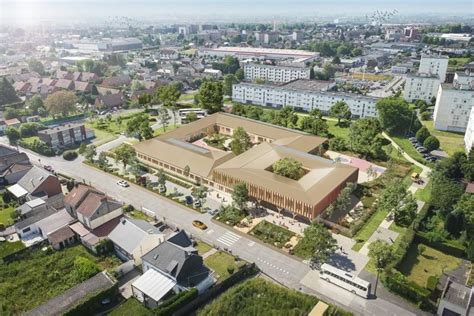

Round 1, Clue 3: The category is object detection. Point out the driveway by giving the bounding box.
[118,268,141,299]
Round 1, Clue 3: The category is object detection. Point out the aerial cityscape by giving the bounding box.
[0,0,473,315]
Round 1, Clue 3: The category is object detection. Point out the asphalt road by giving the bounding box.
[5,138,422,316]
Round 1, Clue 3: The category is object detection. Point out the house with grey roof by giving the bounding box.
[132,230,213,308]
[108,217,164,264]
[437,278,474,316]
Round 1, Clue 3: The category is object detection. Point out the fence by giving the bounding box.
[114,260,135,278]
[174,263,259,316]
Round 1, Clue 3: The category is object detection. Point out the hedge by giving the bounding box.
[63,150,78,161]
[381,269,430,305]
[348,204,379,237]
[65,283,118,316]
[154,288,198,316]
[415,231,466,258]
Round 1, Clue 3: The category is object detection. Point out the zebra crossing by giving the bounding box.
[216,231,241,247]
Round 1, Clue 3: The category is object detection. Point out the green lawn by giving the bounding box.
[204,251,245,281]
[448,57,471,67]
[399,243,462,288]
[84,122,118,146]
[0,244,120,315]
[153,124,180,137]
[125,210,154,222]
[327,120,350,139]
[421,120,465,156]
[20,136,40,145]
[109,298,152,316]
[414,179,433,203]
[352,208,391,251]
[390,135,426,164]
[195,241,213,256]
[249,220,295,249]
[0,204,15,226]
[0,241,25,258]
[178,91,198,102]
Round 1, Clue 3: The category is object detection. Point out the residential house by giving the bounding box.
[47,225,77,250]
[94,93,124,109]
[160,49,179,60]
[81,72,100,82]
[55,70,74,80]
[437,279,474,316]
[108,217,165,264]
[64,184,123,230]
[101,75,131,88]
[132,230,213,308]
[73,81,92,93]
[5,118,21,128]
[13,81,31,94]
[7,166,62,203]
[0,145,32,185]
[54,79,75,90]
[37,123,95,149]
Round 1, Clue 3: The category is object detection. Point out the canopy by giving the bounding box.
[132,269,176,302]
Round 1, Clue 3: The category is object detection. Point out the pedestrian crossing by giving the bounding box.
[256,258,290,274]
[216,231,241,247]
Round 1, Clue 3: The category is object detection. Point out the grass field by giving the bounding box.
[350,72,393,81]
[0,241,25,258]
[448,57,471,67]
[85,122,118,146]
[204,251,245,281]
[326,120,351,139]
[390,135,426,164]
[421,120,464,156]
[399,243,462,288]
[0,204,15,226]
[153,124,180,137]
[109,298,152,316]
[195,241,213,256]
[414,179,432,203]
[352,208,391,251]
[178,91,198,102]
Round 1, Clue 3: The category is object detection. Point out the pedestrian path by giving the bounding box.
[216,231,241,247]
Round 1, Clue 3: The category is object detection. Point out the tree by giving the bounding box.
[223,74,239,96]
[192,185,208,204]
[185,112,198,123]
[131,79,146,92]
[325,183,356,217]
[28,59,45,75]
[232,183,249,210]
[157,168,167,186]
[158,107,171,132]
[332,56,341,64]
[235,68,244,81]
[351,48,363,56]
[376,97,418,135]
[4,108,20,120]
[394,194,417,227]
[139,121,153,140]
[28,95,45,115]
[430,173,464,214]
[301,223,337,265]
[114,144,136,169]
[157,84,181,127]
[83,145,97,162]
[445,209,465,237]
[73,256,100,282]
[368,240,394,295]
[423,135,440,151]
[198,80,224,114]
[415,126,431,143]
[231,127,251,155]
[328,137,347,151]
[417,244,426,256]
[97,152,108,169]
[44,90,77,117]
[378,180,406,212]
[272,157,305,180]
[349,118,384,159]
[329,101,351,126]
[5,128,20,146]
[309,108,322,119]
[0,77,20,105]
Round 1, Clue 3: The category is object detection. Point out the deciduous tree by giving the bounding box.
[44,90,77,117]
[329,101,351,126]
[232,182,249,210]
[0,77,20,106]
[273,157,305,180]
[114,144,136,169]
[231,127,251,155]
[198,80,223,114]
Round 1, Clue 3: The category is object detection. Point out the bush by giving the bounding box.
[423,135,440,151]
[73,257,100,282]
[123,204,135,212]
[227,266,235,274]
[154,288,198,316]
[19,122,46,138]
[415,232,466,258]
[63,150,78,160]
[328,137,347,151]
[426,275,438,292]
[19,139,54,156]
[416,126,431,143]
[420,111,431,120]
[382,269,430,304]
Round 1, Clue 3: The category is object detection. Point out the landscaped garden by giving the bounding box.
[0,202,15,227]
[421,120,464,156]
[204,251,246,281]
[0,241,25,258]
[109,298,152,316]
[0,244,120,315]
[249,220,295,248]
[215,205,247,226]
[198,278,351,316]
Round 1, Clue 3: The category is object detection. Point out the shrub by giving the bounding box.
[227,266,235,274]
[328,136,347,151]
[420,111,431,120]
[154,288,198,316]
[19,139,54,156]
[382,269,430,304]
[123,204,135,212]
[73,257,100,282]
[426,275,438,292]
[416,126,430,143]
[66,179,75,191]
[63,150,78,160]
[423,136,440,151]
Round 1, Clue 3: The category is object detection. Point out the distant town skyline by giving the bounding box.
[1,0,473,26]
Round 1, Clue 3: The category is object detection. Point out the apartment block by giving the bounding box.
[419,55,449,82]
[38,123,95,149]
[232,80,378,118]
[244,63,310,83]
[433,72,474,133]
[403,73,441,103]
[464,107,474,153]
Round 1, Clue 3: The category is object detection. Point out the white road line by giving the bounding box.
[216,231,241,247]
[206,229,214,234]
[248,241,255,247]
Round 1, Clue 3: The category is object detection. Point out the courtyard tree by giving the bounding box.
[83,145,97,163]
[157,84,181,126]
[44,90,77,117]
[158,107,171,132]
[273,157,305,180]
[231,127,251,155]
[5,128,21,146]
[232,182,249,210]
[423,135,440,151]
[198,80,224,114]
[393,194,418,227]
[0,77,20,105]
[330,101,351,126]
[114,144,136,169]
[415,126,431,143]
[368,240,394,295]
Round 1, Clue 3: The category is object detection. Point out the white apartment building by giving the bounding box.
[419,55,449,82]
[464,107,474,153]
[244,63,310,83]
[403,73,441,103]
[232,81,378,118]
[433,72,474,133]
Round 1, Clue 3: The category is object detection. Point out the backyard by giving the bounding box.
[398,243,462,288]
[0,244,120,315]
[109,298,152,316]
[249,220,295,248]
[421,120,464,156]
[204,251,245,281]
[0,241,25,258]
[0,203,15,227]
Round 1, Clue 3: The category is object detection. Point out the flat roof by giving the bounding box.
[39,123,84,134]
[281,79,334,91]
[202,46,317,57]
[132,269,176,302]
[7,183,28,198]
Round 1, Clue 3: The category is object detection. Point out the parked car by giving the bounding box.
[185,196,193,205]
[43,165,54,172]
[208,208,219,216]
[409,137,417,142]
[158,184,166,193]
[193,199,201,208]
[416,147,428,153]
[116,180,129,187]
[192,220,207,230]
[426,156,438,162]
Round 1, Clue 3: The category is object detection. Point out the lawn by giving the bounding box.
[84,122,117,146]
[351,208,391,251]
[327,120,350,139]
[178,91,198,102]
[20,136,40,145]
[249,220,295,248]
[125,209,154,222]
[198,278,350,316]
[204,251,245,281]
[390,135,426,164]
[195,241,213,256]
[350,72,393,81]
[399,243,462,288]
[109,298,152,316]
[448,57,471,67]
[0,244,120,314]
[153,124,180,137]
[0,241,25,258]
[421,120,465,156]
[414,179,432,203]
[0,204,15,226]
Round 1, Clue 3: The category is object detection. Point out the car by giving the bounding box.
[416,147,428,153]
[423,153,431,158]
[185,196,193,205]
[193,200,201,208]
[192,220,207,230]
[208,208,219,216]
[409,137,417,142]
[43,165,54,172]
[426,156,438,162]
[116,180,129,187]
[158,184,166,193]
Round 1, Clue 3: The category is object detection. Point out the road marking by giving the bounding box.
[256,258,291,275]
[248,241,255,247]
[216,231,241,247]
[206,229,214,235]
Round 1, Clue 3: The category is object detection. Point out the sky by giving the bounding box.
[1,0,473,26]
